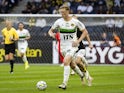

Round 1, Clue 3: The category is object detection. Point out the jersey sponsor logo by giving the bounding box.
[71,23,75,27]
[63,34,73,40]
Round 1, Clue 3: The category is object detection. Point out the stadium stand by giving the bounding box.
[0,0,124,14]
[21,0,124,14]
[0,0,23,13]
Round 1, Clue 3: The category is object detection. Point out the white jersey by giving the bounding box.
[17,29,30,44]
[52,17,85,40]
[52,17,86,56]
[17,29,30,53]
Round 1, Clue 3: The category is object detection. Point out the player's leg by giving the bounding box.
[9,53,15,74]
[70,61,84,79]
[4,44,14,73]
[81,56,93,86]
[58,48,84,89]
[22,54,29,70]
[76,56,87,72]
[8,43,16,74]
[58,55,71,89]
[75,49,93,86]
[75,56,93,86]
[18,43,29,69]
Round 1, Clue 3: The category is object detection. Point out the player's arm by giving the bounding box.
[13,29,19,41]
[48,28,56,38]
[86,33,93,49]
[25,30,31,40]
[25,36,30,40]
[73,20,88,47]
[48,19,59,38]
[77,29,88,44]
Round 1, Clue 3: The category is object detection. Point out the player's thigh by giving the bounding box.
[63,55,72,65]
[18,43,28,54]
[76,49,85,58]
[9,53,14,60]
[62,47,78,65]
[5,55,9,61]
[75,49,86,63]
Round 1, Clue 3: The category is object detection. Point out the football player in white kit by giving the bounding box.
[48,5,88,89]
[17,22,30,70]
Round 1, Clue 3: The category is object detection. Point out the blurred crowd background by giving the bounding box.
[0,0,124,14]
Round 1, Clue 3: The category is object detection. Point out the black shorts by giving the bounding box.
[4,43,16,55]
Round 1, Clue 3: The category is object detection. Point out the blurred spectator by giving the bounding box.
[97,0,106,6]
[1,0,124,14]
[105,18,115,27]
[35,18,46,28]
[113,32,121,46]
[115,18,123,28]
[29,17,35,27]
[96,5,107,14]
[114,0,121,7]
[116,3,124,14]
[77,2,87,14]
[22,6,31,14]
[63,0,71,7]
[0,0,20,13]
[105,0,114,10]
[85,3,93,14]
[100,32,110,47]
[52,5,59,14]
[105,18,115,32]
[21,1,32,14]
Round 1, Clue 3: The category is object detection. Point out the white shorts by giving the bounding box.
[75,49,86,59]
[18,41,28,54]
[61,45,78,57]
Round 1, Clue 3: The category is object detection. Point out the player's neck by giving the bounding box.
[19,28,23,31]
[6,27,11,31]
[64,16,72,21]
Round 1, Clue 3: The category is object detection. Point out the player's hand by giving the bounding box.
[72,41,79,47]
[89,44,93,49]
[49,33,56,38]
[10,38,14,41]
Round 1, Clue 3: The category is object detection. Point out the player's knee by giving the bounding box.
[64,61,70,66]
[70,62,75,69]
[75,57,82,64]
[64,56,72,66]
[9,55,14,60]
[5,55,9,61]
[5,58,9,61]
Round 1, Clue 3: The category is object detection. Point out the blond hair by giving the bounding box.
[59,5,70,11]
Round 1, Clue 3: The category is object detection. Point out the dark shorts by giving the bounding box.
[4,43,16,55]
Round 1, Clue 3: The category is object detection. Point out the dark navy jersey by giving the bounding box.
[77,28,85,49]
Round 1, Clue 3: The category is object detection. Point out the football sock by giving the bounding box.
[63,66,70,85]
[82,56,88,65]
[10,60,14,72]
[73,65,84,78]
[22,55,28,63]
[85,70,90,80]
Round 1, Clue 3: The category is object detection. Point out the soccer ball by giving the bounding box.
[36,81,47,90]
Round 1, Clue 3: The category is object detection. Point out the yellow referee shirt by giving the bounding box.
[2,27,19,44]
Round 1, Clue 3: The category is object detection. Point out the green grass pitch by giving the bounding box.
[0,64,124,93]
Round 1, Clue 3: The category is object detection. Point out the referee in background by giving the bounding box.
[2,20,19,74]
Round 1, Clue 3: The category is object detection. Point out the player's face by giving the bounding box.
[59,8,69,19]
[5,20,12,28]
[18,23,24,30]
